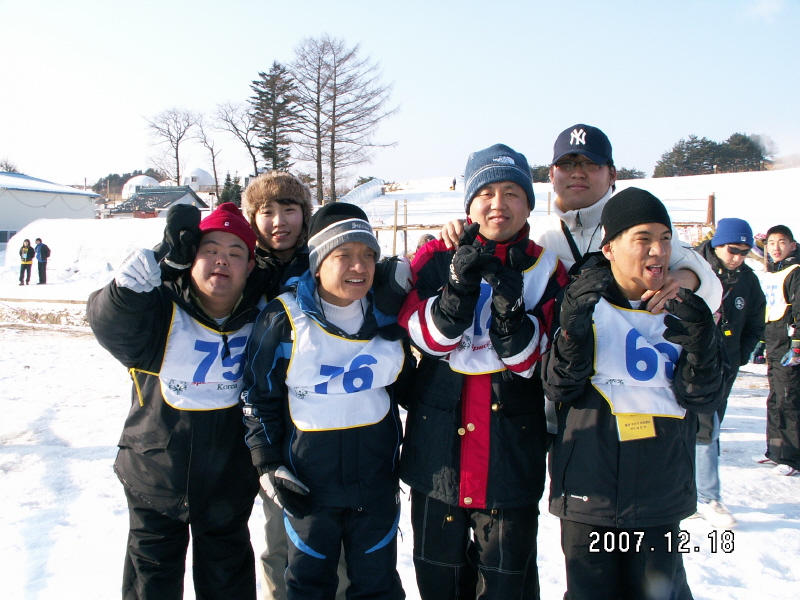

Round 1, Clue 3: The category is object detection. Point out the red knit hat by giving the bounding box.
[199,202,257,258]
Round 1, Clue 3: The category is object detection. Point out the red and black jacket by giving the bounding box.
[399,224,569,509]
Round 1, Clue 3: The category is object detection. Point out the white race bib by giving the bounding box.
[448,250,559,374]
[763,265,798,322]
[279,294,405,431]
[160,308,253,410]
[591,299,685,418]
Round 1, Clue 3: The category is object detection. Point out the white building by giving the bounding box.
[0,171,99,243]
[181,168,216,192]
[121,174,160,199]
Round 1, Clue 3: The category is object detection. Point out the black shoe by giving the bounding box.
[19,283,24,286]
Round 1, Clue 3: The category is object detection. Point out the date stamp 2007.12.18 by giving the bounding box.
[588,530,734,554]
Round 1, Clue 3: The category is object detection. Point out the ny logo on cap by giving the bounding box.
[493,156,516,165]
[570,129,587,146]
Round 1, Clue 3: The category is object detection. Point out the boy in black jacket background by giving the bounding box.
[754,224,800,476]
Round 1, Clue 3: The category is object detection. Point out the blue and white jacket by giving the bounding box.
[241,271,415,509]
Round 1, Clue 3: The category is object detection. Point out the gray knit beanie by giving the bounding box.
[307,203,381,274]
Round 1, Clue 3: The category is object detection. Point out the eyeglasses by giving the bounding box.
[554,160,603,173]
[723,245,750,256]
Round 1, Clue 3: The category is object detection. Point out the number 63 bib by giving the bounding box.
[590,299,685,421]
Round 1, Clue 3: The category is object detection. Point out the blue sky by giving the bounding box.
[1,0,798,188]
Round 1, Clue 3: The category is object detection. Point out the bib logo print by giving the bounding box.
[168,380,187,395]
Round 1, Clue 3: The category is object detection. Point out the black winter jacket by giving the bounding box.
[544,259,726,529]
[764,248,800,360]
[19,246,35,263]
[87,274,263,525]
[696,241,766,367]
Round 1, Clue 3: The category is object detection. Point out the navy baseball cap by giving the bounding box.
[552,124,614,166]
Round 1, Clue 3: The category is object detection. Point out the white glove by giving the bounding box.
[115,249,162,293]
[259,465,311,518]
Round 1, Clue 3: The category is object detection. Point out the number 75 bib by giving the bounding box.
[160,307,253,410]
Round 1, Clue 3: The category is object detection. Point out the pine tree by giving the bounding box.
[230,175,243,207]
[250,62,298,172]
[219,172,234,204]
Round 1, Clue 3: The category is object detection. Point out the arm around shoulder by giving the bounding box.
[669,241,723,311]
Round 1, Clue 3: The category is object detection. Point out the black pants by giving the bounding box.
[37,261,47,283]
[766,360,800,469]
[19,263,31,284]
[284,492,404,600]
[121,487,256,600]
[560,520,687,600]
[410,489,540,600]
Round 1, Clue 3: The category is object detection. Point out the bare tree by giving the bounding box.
[292,36,333,204]
[324,36,397,201]
[1,158,21,173]
[195,116,222,202]
[215,101,261,177]
[145,108,198,185]
[291,35,397,203]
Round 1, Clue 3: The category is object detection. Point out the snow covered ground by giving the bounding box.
[2,170,800,599]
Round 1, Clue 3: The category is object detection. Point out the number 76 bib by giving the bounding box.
[279,293,405,432]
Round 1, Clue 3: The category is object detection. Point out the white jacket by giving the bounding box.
[529,187,722,311]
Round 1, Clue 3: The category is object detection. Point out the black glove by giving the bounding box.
[447,222,496,296]
[373,256,413,316]
[751,340,766,364]
[485,248,526,337]
[154,204,202,278]
[259,464,311,519]
[560,267,612,341]
[663,288,717,357]
[437,223,496,334]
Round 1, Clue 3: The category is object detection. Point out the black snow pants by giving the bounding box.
[766,360,800,469]
[121,486,256,600]
[284,492,404,600]
[409,488,540,600]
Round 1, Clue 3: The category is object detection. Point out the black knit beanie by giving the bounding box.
[600,187,671,246]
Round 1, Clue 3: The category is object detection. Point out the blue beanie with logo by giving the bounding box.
[463,144,535,212]
[712,218,754,248]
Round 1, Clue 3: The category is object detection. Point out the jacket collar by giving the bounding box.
[554,186,612,231]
